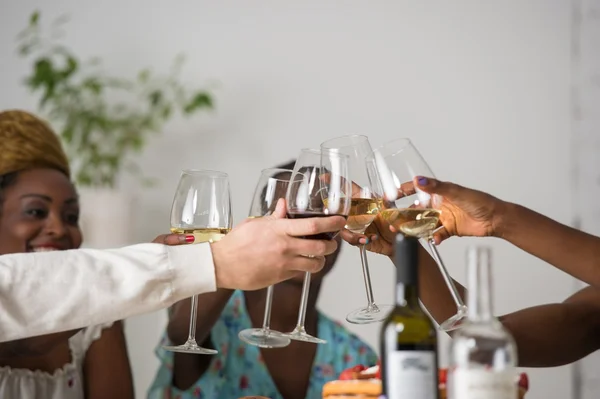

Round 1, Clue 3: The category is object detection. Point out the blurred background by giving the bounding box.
[1,1,599,398]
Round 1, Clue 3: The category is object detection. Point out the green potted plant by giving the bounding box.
[16,11,215,247]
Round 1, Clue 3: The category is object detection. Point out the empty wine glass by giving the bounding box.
[163,169,232,354]
[321,135,394,324]
[367,139,468,332]
[238,168,293,349]
[282,149,352,344]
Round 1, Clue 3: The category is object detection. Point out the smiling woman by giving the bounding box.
[0,110,134,399]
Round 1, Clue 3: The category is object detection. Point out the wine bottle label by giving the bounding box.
[385,351,437,399]
[450,369,517,399]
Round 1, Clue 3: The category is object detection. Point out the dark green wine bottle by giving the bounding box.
[380,234,439,399]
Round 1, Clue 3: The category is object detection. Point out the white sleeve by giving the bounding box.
[0,243,216,342]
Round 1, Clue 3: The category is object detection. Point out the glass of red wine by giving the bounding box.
[282,148,351,344]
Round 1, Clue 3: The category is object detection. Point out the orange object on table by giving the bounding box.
[322,364,528,398]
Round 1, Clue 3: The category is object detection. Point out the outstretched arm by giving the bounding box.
[497,203,600,288]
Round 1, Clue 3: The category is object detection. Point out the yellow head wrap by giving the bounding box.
[0,110,70,178]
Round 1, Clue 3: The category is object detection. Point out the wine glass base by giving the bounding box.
[282,330,327,344]
[163,341,218,355]
[346,304,394,325]
[238,328,291,349]
[439,307,468,332]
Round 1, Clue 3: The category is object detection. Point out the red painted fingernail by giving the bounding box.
[185,235,195,243]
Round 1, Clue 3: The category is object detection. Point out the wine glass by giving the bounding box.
[282,149,352,344]
[238,168,293,349]
[366,138,468,331]
[321,135,394,324]
[163,169,233,354]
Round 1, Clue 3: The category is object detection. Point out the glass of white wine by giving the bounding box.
[321,135,393,324]
[238,168,293,349]
[367,139,468,332]
[163,169,232,354]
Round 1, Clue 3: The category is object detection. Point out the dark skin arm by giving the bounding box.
[500,285,600,367]
[0,330,80,357]
[344,216,600,368]
[83,321,134,399]
[409,177,600,289]
[498,203,600,288]
[418,249,600,367]
[167,289,234,390]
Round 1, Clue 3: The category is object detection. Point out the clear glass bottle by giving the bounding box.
[448,246,518,399]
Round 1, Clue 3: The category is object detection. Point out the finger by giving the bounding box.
[339,229,363,245]
[339,229,372,246]
[397,181,417,198]
[351,180,367,197]
[292,237,338,257]
[153,234,194,245]
[272,198,287,219]
[432,227,450,245]
[414,176,463,199]
[283,215,347,237]
[320,173,367,199]
[287,255,326,274]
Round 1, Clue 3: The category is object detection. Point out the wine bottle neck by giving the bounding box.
[394,235,421,307]
[395,283,420,307]
[466,246,494,322]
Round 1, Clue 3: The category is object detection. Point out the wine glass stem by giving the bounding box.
[187,294,199,343]
[359,244,376,306]
[426,238,466,308]
[295,272,311,329]
[261,285,274,330]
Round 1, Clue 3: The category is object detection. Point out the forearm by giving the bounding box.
[500,299,600,367]
[0,243,216,342]
[0,330,79,357]
[498,203,600,288]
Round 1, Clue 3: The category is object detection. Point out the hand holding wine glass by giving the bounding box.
[340,178,434,256]
[343,176,505,250]
[411,176,505,244]
[210,199,346,290]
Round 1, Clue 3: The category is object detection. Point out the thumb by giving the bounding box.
[414,176,462,199]
[272,198,287,219]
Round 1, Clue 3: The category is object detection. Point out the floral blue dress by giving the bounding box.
[148,290,378,399]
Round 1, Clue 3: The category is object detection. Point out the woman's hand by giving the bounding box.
[340,216,396,257]
[341,176,507,253]
[414,176,506,244]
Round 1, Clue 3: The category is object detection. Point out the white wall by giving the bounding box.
[571,0,600,398]
[0,1,575,398]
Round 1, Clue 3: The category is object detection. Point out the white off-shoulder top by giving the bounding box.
[0,323,111,399]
